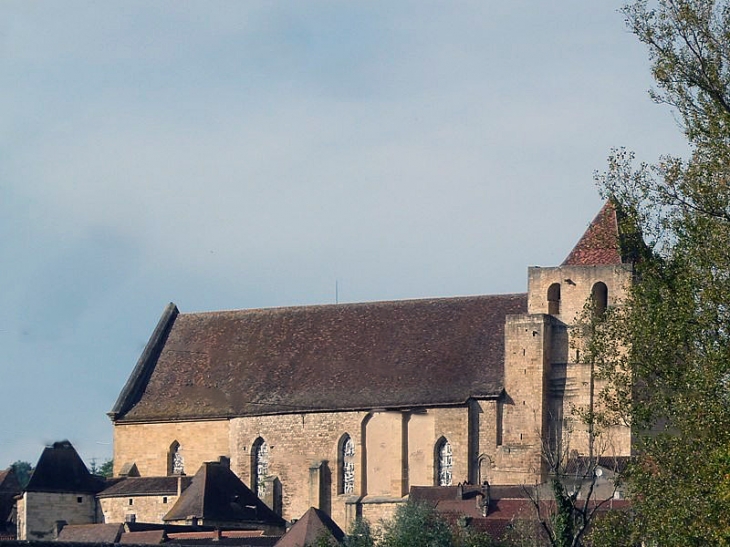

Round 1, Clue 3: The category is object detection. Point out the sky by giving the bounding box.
[0,1,688,469]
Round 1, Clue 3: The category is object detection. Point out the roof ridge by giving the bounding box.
[178,292,529,317]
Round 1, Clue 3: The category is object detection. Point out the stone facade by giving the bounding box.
[108,202,635,531]
[98,493,179,525]
[113,420,229,477]
[17,492,97,540]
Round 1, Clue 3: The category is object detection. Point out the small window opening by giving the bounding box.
[76,497,83,504]
[591,282,608,316]
[128,499,133,506]
[162,497,168,504]
[547,283,561,315]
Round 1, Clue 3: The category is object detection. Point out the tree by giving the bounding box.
[344,518,376,547]
[378,502,454,547]
[520,404,625,547]
[89,458,114,478]
[10,460,33,489]
[590,1,730,544]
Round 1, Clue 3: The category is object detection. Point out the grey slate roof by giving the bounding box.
[163,461,285,528]
[25,441,105,494]
[98,476,192,498]
[111,294,527,422]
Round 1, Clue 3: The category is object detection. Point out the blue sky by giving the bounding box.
[0,1,687,468]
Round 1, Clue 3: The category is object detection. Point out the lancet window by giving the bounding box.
[339,434,355,494]
[169,441,184,475]
[252,438,269,499]
[436,438,453,486]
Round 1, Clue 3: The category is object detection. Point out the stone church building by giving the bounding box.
[108,202,633,529]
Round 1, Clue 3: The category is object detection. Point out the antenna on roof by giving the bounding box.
[335,280,339,304]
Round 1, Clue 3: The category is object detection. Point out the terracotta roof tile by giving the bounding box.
[562,202,624,266]
[57,523,123,543]
[274,507,344,547]
[114,294,527,422]
[119,530,167,544]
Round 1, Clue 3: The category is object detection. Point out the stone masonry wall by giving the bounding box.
[495,314,552,485]
[229,411,367,529]
[18,492,96,540]
[99,494,180,524]
[113,420,230,477]
[529,264,633,459]
[229,405,473,530]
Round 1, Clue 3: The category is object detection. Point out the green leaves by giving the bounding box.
[591,2,730,543]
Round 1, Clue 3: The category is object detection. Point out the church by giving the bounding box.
[108,202,633,529]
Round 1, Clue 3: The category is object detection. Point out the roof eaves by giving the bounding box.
[114,394,504,424]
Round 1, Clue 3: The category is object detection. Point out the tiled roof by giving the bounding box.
[57,523,123,543]
[112,294,527,422]
[25,441,105,494]
[274,507,344,547]
[119,530,167,544]
[562,202,624,266]
[0,469,20,493]
[163,461,285,528]
[98,476,192,498]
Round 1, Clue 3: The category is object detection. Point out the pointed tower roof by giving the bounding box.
[562,201,626,266]
[274,507,345,547]
[163,460,284,528]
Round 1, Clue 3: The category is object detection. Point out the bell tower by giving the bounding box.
[494,202,635,485]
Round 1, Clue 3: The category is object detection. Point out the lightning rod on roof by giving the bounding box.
[335,280,339,304]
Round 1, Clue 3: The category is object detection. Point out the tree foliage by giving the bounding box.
[378,502,455,547]
[590,1,730,544]
[10,460,33,489]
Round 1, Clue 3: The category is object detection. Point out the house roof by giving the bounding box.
[163,461,285,528]
[98,476,192,498]
[25,441,105,494]
[274,507,344,547]
[57,523,124,543]
[111,294,527,422]
[563,201,625,266]
[0,469,20,494]
[118,530,167,544]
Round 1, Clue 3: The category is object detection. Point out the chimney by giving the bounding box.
[177,475,183,497]
[456,483,464,500]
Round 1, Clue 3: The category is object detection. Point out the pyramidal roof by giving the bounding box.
[562,201,626,266]
[25,440,105,494]
[274,507,345,547]
[163,460,284,527]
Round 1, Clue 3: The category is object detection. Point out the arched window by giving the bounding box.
[338,434,356,495]
[251,438,269,499]
[168,441,184,476]
[591,282,608,317]
[436,438,453,486]
[547,283,561,315]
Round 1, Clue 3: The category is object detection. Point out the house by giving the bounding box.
[108,202,635,529]
[0,467,21,540]
[16,440,106,540]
